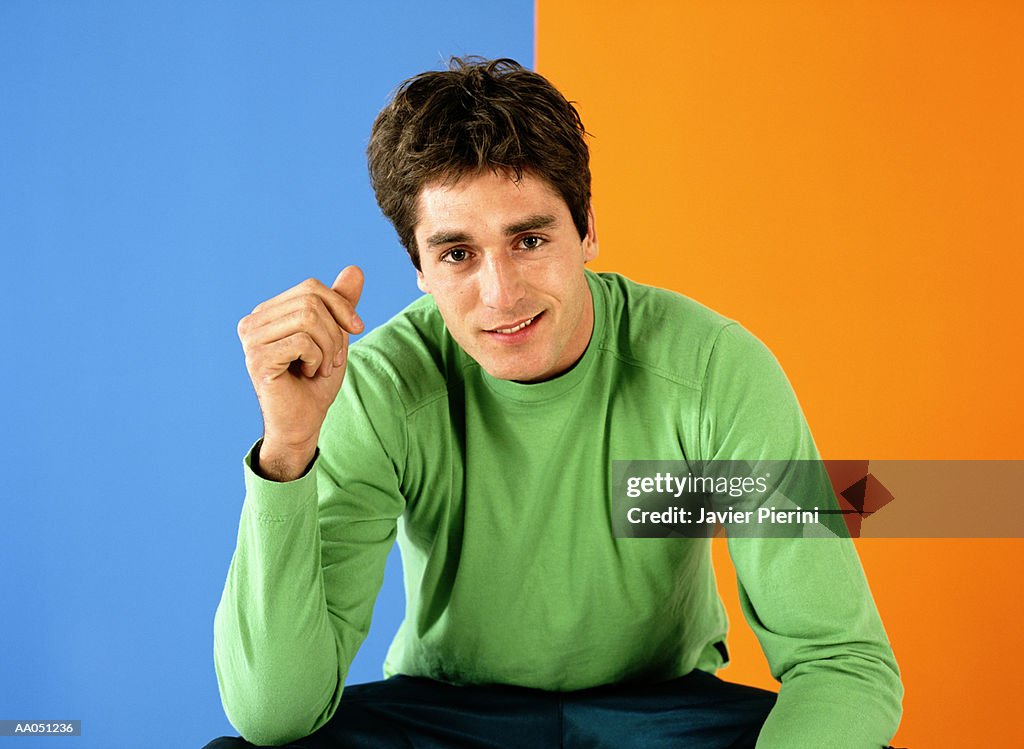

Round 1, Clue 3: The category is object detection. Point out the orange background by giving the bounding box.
[537,1,1024,745]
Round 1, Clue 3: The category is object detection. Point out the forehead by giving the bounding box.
[414,170,568,234]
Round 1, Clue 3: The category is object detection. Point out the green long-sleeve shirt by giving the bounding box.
[214,271,902,747]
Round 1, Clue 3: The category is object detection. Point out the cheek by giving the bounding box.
[537,259,582,292]
[434,284,475,326]
[548,269,585,305]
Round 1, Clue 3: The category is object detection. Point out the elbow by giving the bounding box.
[225,710,304,747]
[224,703,314,748]
[217,667,342,747]
[213,626,344,746]
[211,598,353,744]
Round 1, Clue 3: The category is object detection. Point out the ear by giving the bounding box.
[582,205,599,263]
[416,268,430,294]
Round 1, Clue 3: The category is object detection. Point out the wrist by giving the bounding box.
[254,438,318,482]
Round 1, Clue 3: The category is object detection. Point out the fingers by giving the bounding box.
[239,269,367,382]
[261,332,325,380]
[252,274,364,335]
[332,265,365,314]
[245,300,346,378]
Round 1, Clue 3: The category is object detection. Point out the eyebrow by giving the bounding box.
[424,230,471,248]
[504,213,558,235]
[423,214,559,249]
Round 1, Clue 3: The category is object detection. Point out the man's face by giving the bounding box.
[414,169,598,383]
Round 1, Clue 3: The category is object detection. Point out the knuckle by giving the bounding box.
[298,304,319,327]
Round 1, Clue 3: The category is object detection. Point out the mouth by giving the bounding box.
[487,312,542,335]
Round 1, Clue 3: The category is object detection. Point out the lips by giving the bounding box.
[487,313,541,335]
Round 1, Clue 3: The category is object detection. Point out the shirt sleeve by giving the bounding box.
[213,356,407,746]
[699,323,903,749]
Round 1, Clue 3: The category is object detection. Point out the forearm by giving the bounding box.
[213,451,344,746]
[731,537,902,749]
[756,654,902,748]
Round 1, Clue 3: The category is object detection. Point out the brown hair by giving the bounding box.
[367,56,591,269]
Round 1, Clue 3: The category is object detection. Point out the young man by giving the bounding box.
[208,58,902,748]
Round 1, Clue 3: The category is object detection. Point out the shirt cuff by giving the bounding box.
[242,440,320,517]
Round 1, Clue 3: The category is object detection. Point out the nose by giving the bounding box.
[478,253,525,311]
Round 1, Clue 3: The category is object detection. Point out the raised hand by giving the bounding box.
[237,266,365,481]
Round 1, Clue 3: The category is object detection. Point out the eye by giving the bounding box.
[520,235,544,250]
[442,248,470,264]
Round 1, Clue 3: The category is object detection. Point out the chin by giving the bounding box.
[483,365,532,382]
[479,358,546,383]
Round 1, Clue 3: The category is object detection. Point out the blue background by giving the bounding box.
[0,2,532,746]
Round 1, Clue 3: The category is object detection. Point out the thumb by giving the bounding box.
[332,265,365,308]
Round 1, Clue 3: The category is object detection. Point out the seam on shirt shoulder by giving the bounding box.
[406,388,450,418]
[594,344,703,392]
[696,322,740,460]
[364,357,418,478]
[354,352,448,417]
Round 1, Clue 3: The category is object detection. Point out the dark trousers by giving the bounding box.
[203,670,777,749]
